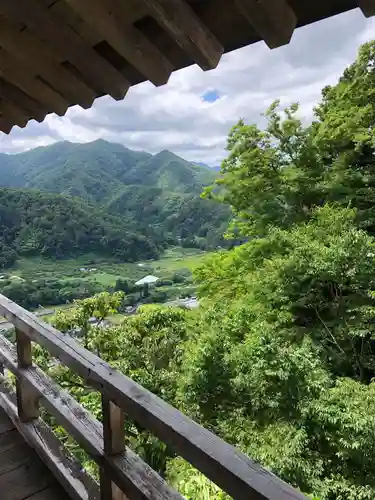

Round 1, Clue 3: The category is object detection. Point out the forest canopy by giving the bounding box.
[0,143,232,258]
[0,188,163,268]
[6,40,375,500]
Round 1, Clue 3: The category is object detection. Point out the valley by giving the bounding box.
[0,246,208,315]
[0,140,231,265]
[0,140,229,311]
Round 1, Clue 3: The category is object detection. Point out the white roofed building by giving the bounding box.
[135,275,159,286]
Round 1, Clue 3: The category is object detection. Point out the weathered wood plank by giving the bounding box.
[16,378,40,422]
[100,468,128,500]
[0,444,30,477]
[0,409,69,498]
[234,0,297,49]
[359,0,375,16]
[140,0,223,70]
[0,116,13,134]
[102,397,125,456]
[0,454,51,500]
[16,329,39,422]
[16,329,32,369]
[0,48,69,116]
[26,487,66,500]
[0,15,95,109]
[0,413,14,435]
[0,0,129,100]
[101,397,126,500]
[0,381,99,500]
[65,0,173,86]
[0,428,24,452]
[0,100,29,128]
[0,335,183,500]
[0,430,32,475]
[0,295,307,500]
[0,405,14,430]
[0,78,46,122]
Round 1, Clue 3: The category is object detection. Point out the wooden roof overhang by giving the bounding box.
[0,0,372,134]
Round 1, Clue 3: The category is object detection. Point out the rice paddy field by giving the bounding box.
[7,247,210,287]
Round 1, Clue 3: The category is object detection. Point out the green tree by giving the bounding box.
[53,291,123,352]
[204,101,322,237]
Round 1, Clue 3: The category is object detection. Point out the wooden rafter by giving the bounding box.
[65,0,174,86]
[0,0,130,100]
[0,99,29,128]
[140,0,224,70]
[0,48,69,117]
[0,116,12,134]
[358,0,375,16]
[0,0,367,132]
[234,0,297,49]
[0,16,96,109]
[0,78,46,123]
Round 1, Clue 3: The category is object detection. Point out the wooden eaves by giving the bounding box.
[0,0,372,134]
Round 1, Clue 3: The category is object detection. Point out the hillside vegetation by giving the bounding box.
[32,40,375,500]
[0,188,162,268]
[0,140,230,251]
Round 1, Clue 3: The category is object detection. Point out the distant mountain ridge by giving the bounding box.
[0,140,216,199]
[193,161,221,172]
[0,140,231,251]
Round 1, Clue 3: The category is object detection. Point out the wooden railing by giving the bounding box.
[0,294,307,500]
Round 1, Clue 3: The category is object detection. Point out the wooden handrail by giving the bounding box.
[0,294,308,500]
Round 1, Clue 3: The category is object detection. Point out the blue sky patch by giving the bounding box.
[201,89,220,103]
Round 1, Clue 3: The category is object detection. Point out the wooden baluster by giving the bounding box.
[0,316,6,374]
[16,329,39,421]
[100,395,127,500]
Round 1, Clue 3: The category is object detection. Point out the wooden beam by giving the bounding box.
[100,469,128,500]
[140,0,223,70]
[16,330,32,369]
[102,397,125,456]
[65,0,173,86]
[0,78,46,122]
[0,294,308,500]
[101,396,127,500]
[0,15,95,109]
[234,0,297,49]
[358,0,375,17]
[0,100,29,128]
[0,48,69,117]
[0,380,100,500]
[15,329,39,422]
[0,334,184,500]
[0,117,12,134]
[16,377,40,422]
[0,0,130,100]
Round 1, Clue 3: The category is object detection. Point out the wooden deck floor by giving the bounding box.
[0,408,70,500]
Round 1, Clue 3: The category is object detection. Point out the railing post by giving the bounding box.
[100,395,127,500]
[16,329,39,421]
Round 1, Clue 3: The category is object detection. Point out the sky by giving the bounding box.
[0,7,374,166]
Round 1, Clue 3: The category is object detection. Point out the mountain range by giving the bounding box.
[0,140,230,267]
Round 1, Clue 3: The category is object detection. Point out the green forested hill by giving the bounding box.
[0,140,152,201]
[43,41,375,500]
[106,186,229,248]
[0,188,162,268]
[0,140,230,248]
[0,140,215,198]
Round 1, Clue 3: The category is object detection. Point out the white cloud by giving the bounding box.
[1,8,375,165]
